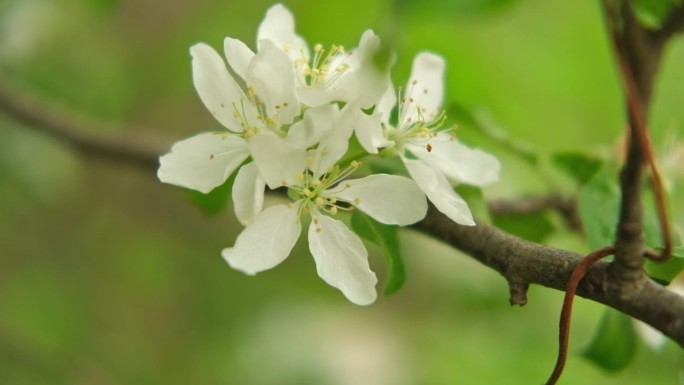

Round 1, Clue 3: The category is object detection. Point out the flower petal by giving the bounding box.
[308,104,354,178]
[190,43,248,131]
[351,30,394,108]
[399,52,444,127]
[354,108,389,154]
[256,3,309,62]
[333,174,427,225]
[222,203,301,275]
[248,133,307,189]
[286,103,337,149]
[158,132,248,193]
[224,37,255,80]
[409,135,501,186]
[402,157,475,226]
[232,161,266,226]
[246,39,301,125]
[308,214,377,305]
[376,84,396,125]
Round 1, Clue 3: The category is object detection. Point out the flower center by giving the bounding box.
[230,87,289,139]
[288,160,362,217]
[385,84,451,150]
[295,43,351,89]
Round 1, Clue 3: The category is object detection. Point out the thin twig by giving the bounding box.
[544,246,615,385]
[0,82,167,171]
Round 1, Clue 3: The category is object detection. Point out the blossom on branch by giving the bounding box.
[223,128,427,305]
[358,52,501,225]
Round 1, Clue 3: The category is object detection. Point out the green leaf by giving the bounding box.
[630,0,682,28]
[491,211,555,243]
[394,0,519,15]
[448,103,539,165]
[350,211,406,295]
[188,174,235,215]
[645,246,684,284]
[578,166,620,250]
[583,308,637,372]
[552,151,604,185]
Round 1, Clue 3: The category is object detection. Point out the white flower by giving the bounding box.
[225,3,391,108]
[157,39,306,193]
[222,125,428,305]
[361,52,501,225]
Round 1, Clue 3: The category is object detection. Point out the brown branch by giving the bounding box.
[0,83,167,171]
[2,79,684,348]
[602,0,674,298]
[414,206,684,346]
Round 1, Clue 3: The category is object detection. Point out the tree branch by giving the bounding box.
[0,83,166,171]
[1,80,683,346]
[414,206,684,346]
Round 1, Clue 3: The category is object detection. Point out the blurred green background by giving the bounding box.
[1,0,683,384]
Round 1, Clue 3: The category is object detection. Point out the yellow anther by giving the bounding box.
[314,44,323,52]
[303,188,312,197]
[328,197,337,204]
[315,197,324,206]
[350,160,360,168]
[295,172,305,181]
[354,198,361,205]
[330,206,338,215]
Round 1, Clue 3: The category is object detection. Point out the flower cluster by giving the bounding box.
[158,4,500,305]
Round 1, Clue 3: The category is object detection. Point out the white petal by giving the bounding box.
[308,104,354,178]
[352,30,393,108]
[403,157,475,226]
[409,136,501,186]
[222,203,301,275]
[297,86,347,107]
[634,320,666,351]
[332,174,427,225]
[246,40,301,125]
[376,84,396,124]
[190,43,248,131]
[256,3,309,62]
[399,52,445,127]
[224,37,255,80]
[232,161,266,226]
[354,108,388,154]
[286,103,337,149]
[158,132,248,193]
[308,214,377,305]
[248,133,307,188]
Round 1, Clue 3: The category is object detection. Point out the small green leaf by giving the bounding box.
[188,174,235,215]
[645,246,684,284]
[578,166,620,250]
[350,211,405,295]
[491,212,555,243]
[448,103,538,165]
[552,151,604,185]
[583,308,637,372]
[630,0,682,28]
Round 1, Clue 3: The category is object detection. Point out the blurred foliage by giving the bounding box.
[1,0,684,384]
[583,308,637,372]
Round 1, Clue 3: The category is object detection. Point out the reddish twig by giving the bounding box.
[602,0,673,265]
[544,246,616,385]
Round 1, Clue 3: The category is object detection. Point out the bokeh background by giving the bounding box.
[1,0,683,383]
